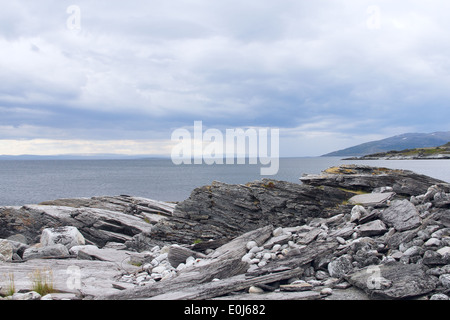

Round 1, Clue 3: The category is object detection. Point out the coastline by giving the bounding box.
[1,164,449,300]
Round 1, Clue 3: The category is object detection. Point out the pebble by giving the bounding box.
[320,288,333,296]
[424,238,442,247]
[249,286,265,294]
[439,274,450,288]
[246,241,258,250]
[430,293,449,300]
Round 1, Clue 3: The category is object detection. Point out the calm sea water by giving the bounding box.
[0,157,448,206]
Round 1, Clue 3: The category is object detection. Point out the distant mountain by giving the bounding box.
[323,131,450,157]
[343,142,450,160]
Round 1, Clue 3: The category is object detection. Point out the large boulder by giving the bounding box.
[380,200,421,232]
[346,262,439,299]
[40,226,85,249]
[23,244,70,260]
[0,239,13,261]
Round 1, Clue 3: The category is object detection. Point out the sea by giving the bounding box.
[0,157,449,206]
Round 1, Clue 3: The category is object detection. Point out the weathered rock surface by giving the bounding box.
[41,226,85,249]
[1,165,449,300]
[347,262,439,299]
[300,165,445,196]
[380,200,421,232]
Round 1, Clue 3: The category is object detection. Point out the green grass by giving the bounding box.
[4,273,16,296]
[30,269,55,296]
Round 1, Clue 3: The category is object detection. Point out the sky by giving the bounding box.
[1,0,449,157]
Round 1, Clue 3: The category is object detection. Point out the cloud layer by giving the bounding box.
[1,1,449,156]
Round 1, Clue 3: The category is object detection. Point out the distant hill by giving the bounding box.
[323,131,450,157]
[343,142,450,160]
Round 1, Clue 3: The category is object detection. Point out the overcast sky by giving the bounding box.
[1,0,449,156]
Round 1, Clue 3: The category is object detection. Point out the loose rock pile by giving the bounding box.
[0,165,449,300]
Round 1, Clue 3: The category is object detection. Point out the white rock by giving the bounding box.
[263,253,272,260]
[241,252,254,263]
[350,205,367,222]
[248,286,264,294]
[258,260,267,268]
[40,226,85,249]
[155,253,168,262]
[246,241,258,250]
[152,265,167,274]
[437,247,450,256]
[439,274,450,288]
[0,240,13,261]
[176,263,186,271]
[424,238,442,247]
[12,291,41,300]
[430,293,449,300]
[40,294,53,300]
[272,244,282,252]
[273,227,285,237]
[249,246,263,254]
[69,245,99,255]
[320,288,333,296]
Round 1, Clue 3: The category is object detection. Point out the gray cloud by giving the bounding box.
[1,0,449,156]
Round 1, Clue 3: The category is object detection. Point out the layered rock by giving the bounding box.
[300,164,445,196]
[1,165,449,300]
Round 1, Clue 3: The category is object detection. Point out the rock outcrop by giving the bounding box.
[1,165,449,300]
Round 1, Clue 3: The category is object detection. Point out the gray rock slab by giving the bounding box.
[76,246,136,268]
[0,258,139,298]
[357,220,388,237]
[349,192,395,206]
[346,262,438,299]
[23,244,70,260]
[380,200,421,232]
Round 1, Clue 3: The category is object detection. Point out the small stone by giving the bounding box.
[152,265,166,274]
[350,205,366,222]
[430,293,449,300]
[249,246,263,254]
[12,291,41,300]
[246,241,258,250]
[263,253,272,260]
[424,238,442,247]
[390,251,403,260]
[320,288,333,296]
[0,240,13,261]
[336,237,346,245]
[249,286,264,294]
[403,246,422,257]
[176,263,186,271]
[437,247,450,256]
[273,227,284,237]
[315,270,329,280]
[241,253,253,263]
[272,244,282,252]
[258,260,267,268]
[328,256,353,278]
[439,274,450,288]
[280,282,313,292]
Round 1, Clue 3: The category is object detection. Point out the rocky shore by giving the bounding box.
[0,165,449,300]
